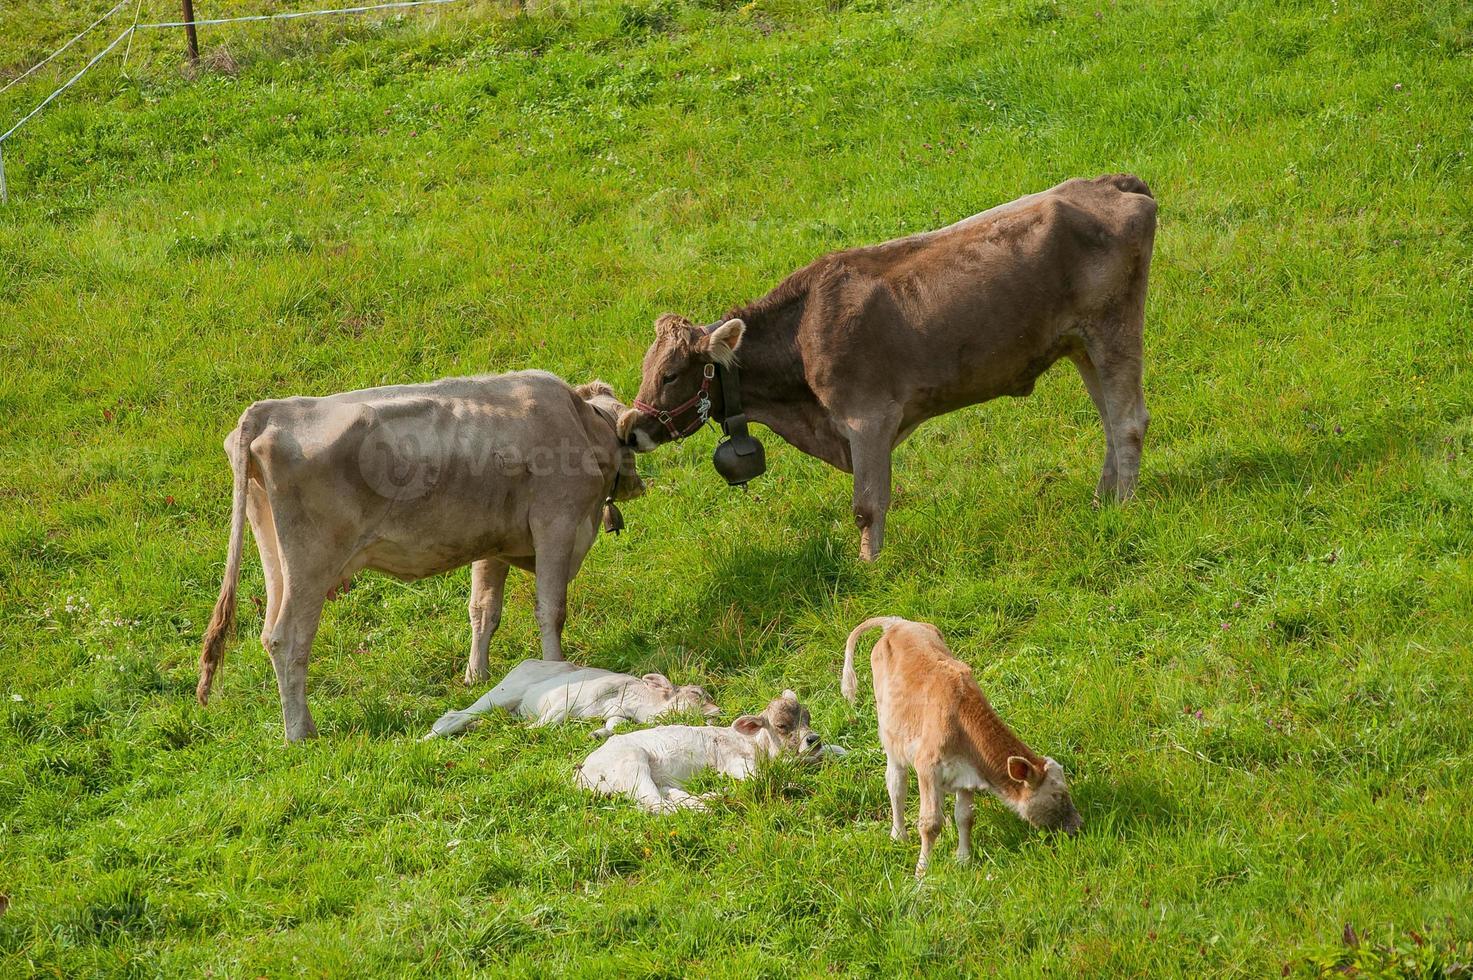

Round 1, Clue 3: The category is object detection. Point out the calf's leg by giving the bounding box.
[886,753,909,842]
[629,767,669,812]
[915,765,946,878]
[848,417,899,561]
[954,789,975,864]
[465,558,509,684]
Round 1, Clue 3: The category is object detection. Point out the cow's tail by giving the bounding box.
[198,413,256,706]
[841,617,905,705]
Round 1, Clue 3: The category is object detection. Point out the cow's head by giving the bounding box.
[617,314,746,452]
[642,673,722,721]
[1005,755,1083,835]
[576,380,646,501]
[732,689,823,761]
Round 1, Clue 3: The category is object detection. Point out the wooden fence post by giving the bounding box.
[182,0,200,63]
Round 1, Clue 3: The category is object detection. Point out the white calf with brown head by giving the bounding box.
[841,617,1082,877]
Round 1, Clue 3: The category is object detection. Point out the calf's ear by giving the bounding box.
[701,318,746,367]
[733,714,766,737]
[642,673,674,693]
[1006,756,1042,787]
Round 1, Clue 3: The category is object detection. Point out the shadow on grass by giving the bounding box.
[603,529,851,676]
[1147,414,1414,500]
[1076,771,1182,837]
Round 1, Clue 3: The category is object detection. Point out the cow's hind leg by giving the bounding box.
[1090,259,1151,501]
[847,415,900,562]
[247,481,285,643]
[465,558,510,684]
[1091,341,1149,502]
[1069,352,1117,502]
[263,585,328,743]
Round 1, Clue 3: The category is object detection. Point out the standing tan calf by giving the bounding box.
[841,617,1082,877]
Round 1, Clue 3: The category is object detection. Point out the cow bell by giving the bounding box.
[712,413,766,487]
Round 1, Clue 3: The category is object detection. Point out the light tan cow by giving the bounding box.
[841,617,1082,877]
[196,371,644,743]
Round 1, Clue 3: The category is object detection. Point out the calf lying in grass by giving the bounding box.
[842,617,1082,877]
[576,691,837,813]
[424,658,719,739]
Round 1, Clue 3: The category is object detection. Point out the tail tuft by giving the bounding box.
[197,417,255,707]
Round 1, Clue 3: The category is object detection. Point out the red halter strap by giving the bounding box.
[634,363,716,440]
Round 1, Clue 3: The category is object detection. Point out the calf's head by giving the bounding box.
[576,380,646,501]
[617,314,746,452]
[642,673,721,720]
[732,690,823,760]
[1005,755,1083,835]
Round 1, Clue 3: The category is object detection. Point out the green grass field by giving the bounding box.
[2,0,1471,974]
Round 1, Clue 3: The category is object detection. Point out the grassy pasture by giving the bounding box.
[1,0,1471,974]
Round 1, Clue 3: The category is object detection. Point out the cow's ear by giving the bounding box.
[574,380,614,401]
[642,673,674,693]
[702,318,746,367]
[781,688,798,701]
[733,714,766,737]
[1007,756,1041,787]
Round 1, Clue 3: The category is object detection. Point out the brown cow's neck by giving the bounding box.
[716,272,844,465]
[957,692,1045,801]
[724,287,809,410]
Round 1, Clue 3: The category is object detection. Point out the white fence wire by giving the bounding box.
[0,0,475,201]
[0,1,129,97]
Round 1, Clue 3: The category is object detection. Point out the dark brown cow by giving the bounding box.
[618,174,1157,560]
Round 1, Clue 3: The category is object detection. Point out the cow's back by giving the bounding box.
[872,622,979,760]
[795,175,1155,414]
[244,369,613,580]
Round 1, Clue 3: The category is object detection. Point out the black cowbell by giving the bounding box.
[712,413,766,487]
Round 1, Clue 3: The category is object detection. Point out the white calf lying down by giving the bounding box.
[424,658,719,739]
[576,691,841,812]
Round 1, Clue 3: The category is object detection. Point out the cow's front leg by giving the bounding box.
[529,520,574,661]
[848,418,898,561]
[465,558,509,684]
